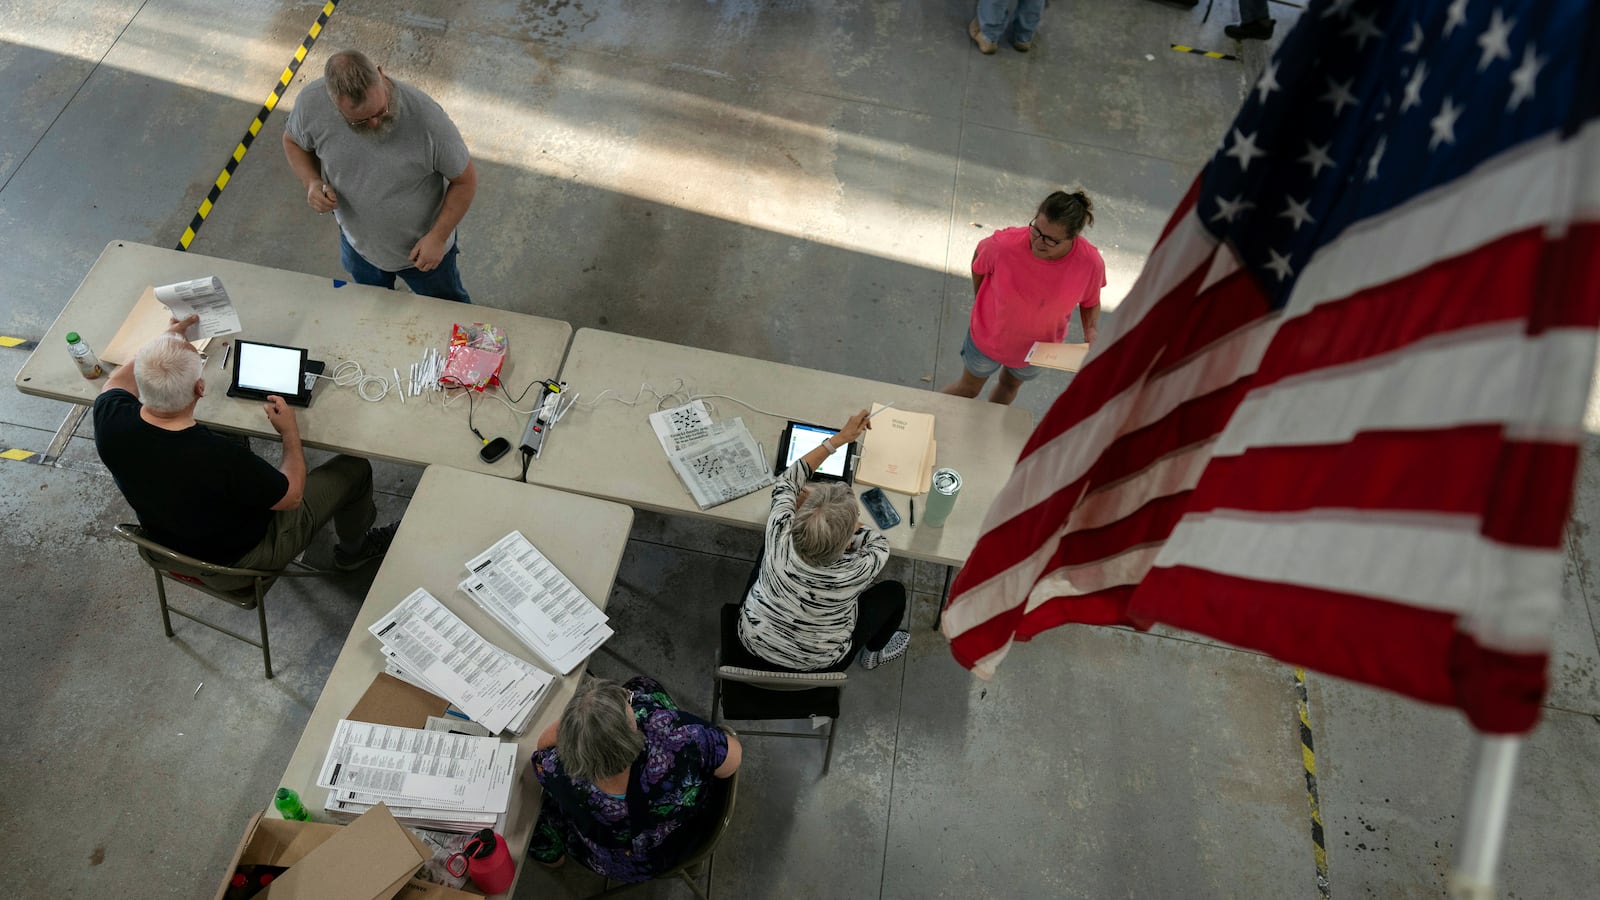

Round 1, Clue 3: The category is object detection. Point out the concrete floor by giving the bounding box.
[2,1,1596,897]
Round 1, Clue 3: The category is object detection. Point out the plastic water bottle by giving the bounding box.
[274,787,310,821]
[66,332,103,379]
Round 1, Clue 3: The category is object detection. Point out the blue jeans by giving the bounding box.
[960,329,1041,382]
[976,0,1046,43]
[339,230,472,304]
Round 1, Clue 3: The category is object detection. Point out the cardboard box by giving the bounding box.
[215,803,437,900]
[393,881,482,900]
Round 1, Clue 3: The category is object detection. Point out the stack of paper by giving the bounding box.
[459,531,612,675]
[855,403,936,495]
[317,719,515,833]
[368,588,555,736]
[649,401,775,509]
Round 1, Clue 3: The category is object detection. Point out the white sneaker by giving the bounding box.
[860,631,911,670]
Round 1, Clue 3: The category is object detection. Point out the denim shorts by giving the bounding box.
[961,330,1042,381]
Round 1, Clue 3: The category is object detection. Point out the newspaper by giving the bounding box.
[665,417,774,509]
[649,399,716,452]
[154,276,241,340]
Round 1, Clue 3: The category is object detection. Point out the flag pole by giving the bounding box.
[1446,735,1522,900]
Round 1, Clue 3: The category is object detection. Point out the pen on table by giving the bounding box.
[910,498,915,526]
[393,367,405,404]
[220,342,233,370]
[867,402,896,419]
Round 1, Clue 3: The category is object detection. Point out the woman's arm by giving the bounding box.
[713,732,743,778]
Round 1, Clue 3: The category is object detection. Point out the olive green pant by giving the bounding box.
[205,454,375,589]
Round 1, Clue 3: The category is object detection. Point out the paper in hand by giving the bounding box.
[153,276,241,341]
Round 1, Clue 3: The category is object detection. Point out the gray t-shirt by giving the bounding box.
[285,77,471,271]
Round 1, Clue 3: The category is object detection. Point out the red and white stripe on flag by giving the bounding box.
[940,110,1600,735]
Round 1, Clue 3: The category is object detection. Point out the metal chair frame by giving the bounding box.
[112,524,328,679]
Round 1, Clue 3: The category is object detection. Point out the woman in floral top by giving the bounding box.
[529,676,743,882]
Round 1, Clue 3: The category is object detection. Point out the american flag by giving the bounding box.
[940,0,1600,734]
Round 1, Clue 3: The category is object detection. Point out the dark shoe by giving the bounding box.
[968,19,997,54]
[333,522,398,570]
[1013,38,1034,52]
[1225,18,1276,40]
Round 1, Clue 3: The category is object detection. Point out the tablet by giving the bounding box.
[227,340,317,407]
[775,421,856,483]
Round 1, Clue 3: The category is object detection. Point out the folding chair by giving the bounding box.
[113,523,330,679]
[592,771,740,900]
[712,603,847,774]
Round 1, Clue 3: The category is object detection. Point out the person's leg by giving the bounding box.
[1013,0,1046,44]
[1227,0,1275,39]
[529,792,569,866]
[974,0,1011,42]
[823,580,908,672]
[339,230,398,289]
[228,455,376,575]
[942,330,999,397]
[396,243,472,303]
[988,368,1025,405]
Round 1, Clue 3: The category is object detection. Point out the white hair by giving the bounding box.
[134,333,203,413]
[792,482,858,566]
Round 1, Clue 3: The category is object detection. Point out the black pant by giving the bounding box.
[741,556,906,672]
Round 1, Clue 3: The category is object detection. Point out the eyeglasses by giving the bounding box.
[343,77,392,128]
[1029,218,1069,248]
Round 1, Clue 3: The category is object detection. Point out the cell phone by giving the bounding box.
[860,487,902,530]
[479,436,511,463]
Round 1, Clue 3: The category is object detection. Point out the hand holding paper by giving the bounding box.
[154,276,241,341]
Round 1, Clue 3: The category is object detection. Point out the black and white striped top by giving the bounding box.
[737,459,890,670]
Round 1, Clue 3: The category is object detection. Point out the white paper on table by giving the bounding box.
[369,588,554,735]
[315,719,508,810]
[664,417,775,510]
[324,742,517,817]
[153,276,242,340]
[458,531,611,675]
[649,400,715,453]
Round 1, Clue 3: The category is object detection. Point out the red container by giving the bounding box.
[448,829,515,894]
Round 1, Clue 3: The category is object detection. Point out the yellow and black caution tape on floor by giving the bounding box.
[1171,43,1239,62]
[1294,667,1332,898]
[1,447,43,464]
[0,336,38,351]
[176,0,342,251]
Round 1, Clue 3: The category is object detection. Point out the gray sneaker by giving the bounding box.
[859,631,911,670]
[334,523,399,571]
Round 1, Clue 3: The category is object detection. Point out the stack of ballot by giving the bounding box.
[459,531,612,675]
[368,588,555,736]
[317,719,515,833]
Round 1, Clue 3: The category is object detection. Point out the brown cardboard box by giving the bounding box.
[214,803,435,900]
[392,881,483,900]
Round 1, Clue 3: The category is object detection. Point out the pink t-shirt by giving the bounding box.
[969,226,1106,368]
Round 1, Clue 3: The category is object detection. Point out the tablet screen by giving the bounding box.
[236,342,304,395]
[786,423,847,478]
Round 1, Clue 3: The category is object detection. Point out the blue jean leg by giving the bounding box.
[975,0,1010,41]
[339,230,397,289]
[1013,0,1046,42]
[338,231,473,304]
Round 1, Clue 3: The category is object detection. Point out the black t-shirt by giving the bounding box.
[93,389,288,564]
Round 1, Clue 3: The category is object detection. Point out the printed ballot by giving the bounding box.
[459,531,612,675]
[316,719,514,812]
[154,276,241,340]
[368,589,555,735]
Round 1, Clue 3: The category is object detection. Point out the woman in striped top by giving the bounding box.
[737,408,911,671]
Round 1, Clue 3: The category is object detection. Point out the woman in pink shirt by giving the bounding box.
[942,190,1105,405]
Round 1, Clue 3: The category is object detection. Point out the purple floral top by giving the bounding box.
[530,677,729,882]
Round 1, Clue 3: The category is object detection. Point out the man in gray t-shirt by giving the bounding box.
[282,50,477,303]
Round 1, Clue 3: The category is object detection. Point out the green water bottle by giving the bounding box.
[274,787,310,821]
